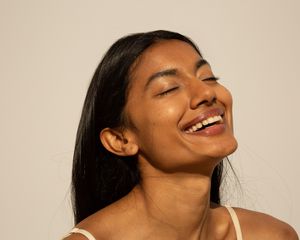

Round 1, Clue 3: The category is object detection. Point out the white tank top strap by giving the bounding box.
[224,205,243,240]
[62,227,97,240]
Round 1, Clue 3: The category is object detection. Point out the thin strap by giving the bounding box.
[224,206,243,240]
[62,227,96,240]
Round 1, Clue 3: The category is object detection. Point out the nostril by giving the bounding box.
[210,96,217,104]
[189,84,217,109]
[196,97,216,107]
[197,99,210,107]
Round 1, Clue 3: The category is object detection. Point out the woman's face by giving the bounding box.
[124,40,237,173]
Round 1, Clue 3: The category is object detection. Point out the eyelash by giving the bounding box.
[158,86,179,96]
[202,76,219,81]
[157,77,219,96]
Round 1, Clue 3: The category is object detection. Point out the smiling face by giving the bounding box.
[124,40,237,174]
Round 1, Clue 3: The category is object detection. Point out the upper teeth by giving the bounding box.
[185,115,223,133]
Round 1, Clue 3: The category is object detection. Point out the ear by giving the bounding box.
[99,128,138,156]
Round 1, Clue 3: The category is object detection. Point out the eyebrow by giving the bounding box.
[195,59,209,70]
[144,59,209,91]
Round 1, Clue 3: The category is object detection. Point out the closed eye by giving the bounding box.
[202,76,219,81]
[158,86,179,96]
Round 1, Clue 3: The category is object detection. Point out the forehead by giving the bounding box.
[130,40,202,80]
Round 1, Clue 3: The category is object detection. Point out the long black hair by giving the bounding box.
[72,30,224,224]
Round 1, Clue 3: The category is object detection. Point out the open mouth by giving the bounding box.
[184,114,224,133]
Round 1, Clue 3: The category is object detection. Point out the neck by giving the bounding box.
[134,160,217,240]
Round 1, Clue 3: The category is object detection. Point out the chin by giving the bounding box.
[176,137,238,174]
[205,136,238,160]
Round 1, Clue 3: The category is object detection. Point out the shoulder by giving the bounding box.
[62,234,90,240]
[60,207,116,240]
[61,215,113,240]
[61,224,110,240]
[61,195,141,240]
[234,207,299,240]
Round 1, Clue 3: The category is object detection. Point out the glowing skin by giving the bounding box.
[111,40,239,238]
[74,40,298,240]
[125,40,238,174]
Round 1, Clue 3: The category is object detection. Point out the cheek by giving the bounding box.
[125,97,187,163]
[128,91,186,128]
[216,85,234,128]
[217,84,233,105]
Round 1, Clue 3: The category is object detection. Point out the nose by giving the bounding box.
[189,79,217,109]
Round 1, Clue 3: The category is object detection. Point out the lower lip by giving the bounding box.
[186,123,226,136]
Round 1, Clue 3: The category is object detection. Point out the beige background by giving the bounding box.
[1,0,299,239]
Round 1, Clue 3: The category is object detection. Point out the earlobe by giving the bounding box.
[100,128,138,156]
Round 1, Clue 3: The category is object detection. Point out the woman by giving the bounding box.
[63,30,298,240]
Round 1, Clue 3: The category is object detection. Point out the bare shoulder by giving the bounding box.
[62,234,90,240]
[60,216,113,240]
[234,207,299,240]
[60,210,117,240]
[61,193,142,240]
[62,232,108,240]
